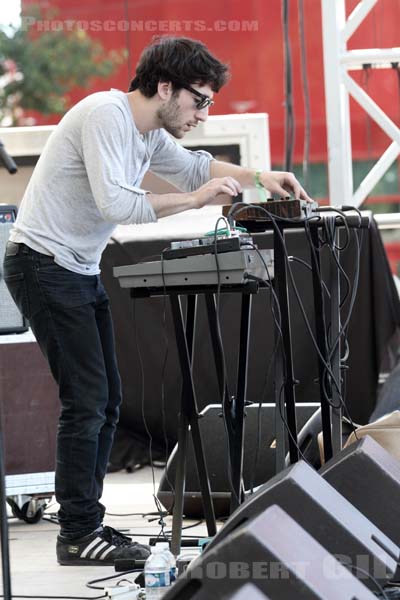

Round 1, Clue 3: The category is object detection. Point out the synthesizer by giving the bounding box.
[223,199,319,222]
[114,249,274,289]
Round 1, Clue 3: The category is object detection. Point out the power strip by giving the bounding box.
[105,584,144,599]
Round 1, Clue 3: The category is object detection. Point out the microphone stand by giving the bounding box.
[0,137,17,600]
[0,424,11,600]
[0,139,17,174]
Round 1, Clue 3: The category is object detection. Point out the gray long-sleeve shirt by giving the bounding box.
[10,89,213,274]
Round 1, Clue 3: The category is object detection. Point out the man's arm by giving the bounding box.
[146,161,312,218]
[146,176,242,218]
[210,160,312,201]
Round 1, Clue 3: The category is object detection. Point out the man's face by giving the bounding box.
[156,83,214,139]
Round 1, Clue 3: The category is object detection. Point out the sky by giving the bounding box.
[0,1,21,29]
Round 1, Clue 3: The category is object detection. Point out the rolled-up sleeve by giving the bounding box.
[148,130,213,192]
[81,104,157,225]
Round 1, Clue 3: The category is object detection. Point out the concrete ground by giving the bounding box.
[2,467,213,600]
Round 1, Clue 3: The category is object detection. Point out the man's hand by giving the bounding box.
[209,162,312,202]
[193,177,243,208]
[259,171,312,202]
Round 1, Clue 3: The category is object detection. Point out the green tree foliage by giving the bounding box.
[0,5,126,125]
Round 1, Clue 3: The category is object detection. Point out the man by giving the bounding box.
[3,36,311,566]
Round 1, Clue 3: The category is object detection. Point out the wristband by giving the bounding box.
[254,170,267,202]
[254,170,265,188]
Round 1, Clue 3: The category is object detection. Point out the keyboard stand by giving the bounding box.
[204,291,253,512]
[131,281,261,555]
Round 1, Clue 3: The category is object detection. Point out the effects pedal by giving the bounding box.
[162,234,254,260]
[223,199,319,222]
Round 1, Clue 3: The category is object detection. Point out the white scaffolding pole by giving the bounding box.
[321,0,400,207]
[343,0,378,42]
[321,0,353,206]
[352,142,400,206]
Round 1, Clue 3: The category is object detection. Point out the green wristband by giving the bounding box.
[254,170,264,188]
[254,170,267,202]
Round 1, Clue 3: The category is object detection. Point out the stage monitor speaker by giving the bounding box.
[163,505,376,600]
[203,460,399,589]
[228,583,271,599]
[320,435,400,580]
[157,402,320,518]
[0,205,28,334]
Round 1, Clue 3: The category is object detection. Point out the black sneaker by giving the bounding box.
[57,526,151,566]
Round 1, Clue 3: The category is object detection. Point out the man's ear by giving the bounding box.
[157,81,172,101]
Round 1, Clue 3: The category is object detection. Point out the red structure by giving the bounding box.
[23,0,400,166]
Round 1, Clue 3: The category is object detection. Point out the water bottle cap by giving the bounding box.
[155,542,170,550]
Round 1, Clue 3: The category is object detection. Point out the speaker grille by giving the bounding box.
[0,206,27,334]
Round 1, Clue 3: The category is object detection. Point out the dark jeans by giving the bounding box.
[3,242,122,538]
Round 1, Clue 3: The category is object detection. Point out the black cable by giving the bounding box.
[132,297,169,541]
[321,216,351,307]
[164,519,204,534]
[87,569,141,591]
[244,245,314,476]
[297,0,311,190]
[347,564,389,599]
[289,255,331,299]
[238,204,362,456]
[276,382,311,465]
[158,248,175,506]
[244,272,312,469]
[242,247,285,492]
[0,595,105,600]
[308,212,362,437]
[318,212,361,362]
[212,217,241,507]
[229,205,337,431]
[229,204,357,426]
[251,326,282,493]
[150,247,180,516]
[327,229,362,437]
[0,424,12,600]
[123,0,133,87]
[282,0,295,171]
[326,229,361,362]
[124,532,209,540]
[362,64,373,160]
[109,236,137,263]
[228,201,319,226]
[290,222,355,430]
[105,511,169,518]
[41,516,59,525]
[395,64,400,189]
[231,205,341,392]
[315,229,351,411]
[320,209,351,251]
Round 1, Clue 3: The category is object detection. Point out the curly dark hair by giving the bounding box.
[129,36,230,96]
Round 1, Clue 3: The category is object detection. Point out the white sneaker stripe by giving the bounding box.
[90,541,109,559]
[98,545,117,561]
[80,537,104,559]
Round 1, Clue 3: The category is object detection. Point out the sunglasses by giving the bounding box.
[180,84,214,110]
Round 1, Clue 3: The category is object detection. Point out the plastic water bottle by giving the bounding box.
[155,542,177,583]
[144,545,171,599]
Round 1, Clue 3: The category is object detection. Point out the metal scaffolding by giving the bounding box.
[321,0,400,207]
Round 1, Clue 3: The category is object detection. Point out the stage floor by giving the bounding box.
[3,466,215,599]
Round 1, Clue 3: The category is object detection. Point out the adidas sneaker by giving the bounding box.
[56,525,150,566]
